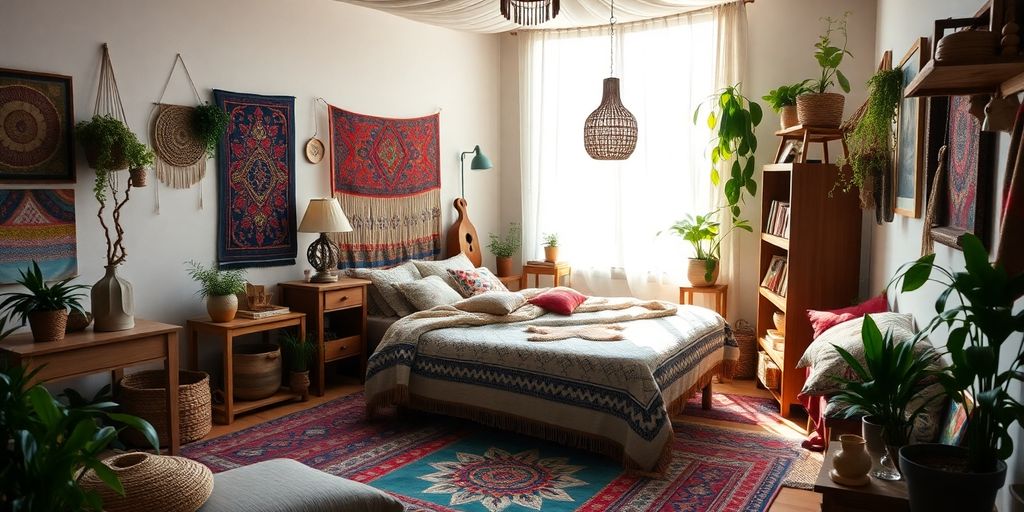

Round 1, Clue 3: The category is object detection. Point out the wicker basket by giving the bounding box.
[27,309,68,343]
[79,453,213,512]
[757,352,781,391]
[780,105,800,130]
[796,93,845,128]
[732,320,757,379]
[119,370,212,447]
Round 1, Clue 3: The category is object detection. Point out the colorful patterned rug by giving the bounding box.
[683,388,785,426]
[0,189,76,284]
[184,392,805,511]
[214,90,296,269]
[328,106,440,268]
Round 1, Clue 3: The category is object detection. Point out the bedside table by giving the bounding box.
[678,283,728,318]
[498,274,522,291]
[521,261,571,289]
[278,278,370,395]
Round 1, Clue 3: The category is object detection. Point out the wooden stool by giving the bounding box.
[774,124,849,165]
[678,283,728,318]
[521,261,571,289]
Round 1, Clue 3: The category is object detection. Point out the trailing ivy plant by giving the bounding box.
[692,84,762,221]
[192,103,229,157]
[762,80,812,112]
[838,68,902,193]
[808,13,853,95]
[74,115,153,203]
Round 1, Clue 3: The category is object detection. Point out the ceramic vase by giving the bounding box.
[92,265,134,332]
[862,416,901,481]
[830,434,872,486]
[207,294,238,323]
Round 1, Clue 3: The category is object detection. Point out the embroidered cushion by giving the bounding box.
[347,262,422,317]
[447,267,508,297]
[455,291,527,316]
[528,287,587,315]
[807,293,889,339]
[411,253,475,291]
[396,275,464,311]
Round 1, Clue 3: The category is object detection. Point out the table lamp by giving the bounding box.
[298,198,352,283]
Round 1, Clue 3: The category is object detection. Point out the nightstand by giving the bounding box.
[521,261,571,289]
[678,283,728,318]
[498,274,522,291]
[278,278,370,395]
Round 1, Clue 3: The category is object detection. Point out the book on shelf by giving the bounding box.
[236,306,290,319]
[764,200,791,239]
[760,255,788,296]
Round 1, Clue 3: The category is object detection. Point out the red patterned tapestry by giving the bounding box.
[329,106,440,268]
[215,90,296,269]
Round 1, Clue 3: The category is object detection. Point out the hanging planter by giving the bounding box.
[583,0,637,161]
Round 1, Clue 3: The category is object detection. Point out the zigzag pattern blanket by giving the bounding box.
[365,294,739,472]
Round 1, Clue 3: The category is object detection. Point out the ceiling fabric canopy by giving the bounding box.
[334,0,731,33]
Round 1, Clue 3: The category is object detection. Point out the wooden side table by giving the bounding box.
[679,283,728,318]
[814,441,909,512]
[0,319,182,454]
[187,312,306,425]
[521,261,571,289]
[498,274,522,291]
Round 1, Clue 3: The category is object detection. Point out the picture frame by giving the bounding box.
[0,68,76,183]
[893,38,930,218]
[776,141,800,164]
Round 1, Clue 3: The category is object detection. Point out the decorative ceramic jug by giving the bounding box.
[92,265,134,332]
[830,434,872,486]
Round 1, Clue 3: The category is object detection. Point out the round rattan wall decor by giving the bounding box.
[153,104,205,167]
[305,137,325,164]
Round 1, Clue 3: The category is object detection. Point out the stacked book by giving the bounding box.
[760,255,788,297]
[236,305,290,319]
[765,329,785,352]
[764,201,791,238]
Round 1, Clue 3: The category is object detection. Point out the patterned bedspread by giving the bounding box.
[365,295,738,473]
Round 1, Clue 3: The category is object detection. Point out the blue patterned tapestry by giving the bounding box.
[0,189,77,284]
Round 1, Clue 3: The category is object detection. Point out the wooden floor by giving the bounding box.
[201,377,821,512]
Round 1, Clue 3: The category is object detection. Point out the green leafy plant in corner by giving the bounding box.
[891,234,1024,473]
[661,207,752,282]
[192,103,229,157]
[184,260,247,298]
[762,80,812,112]
[487,223,522,258]
[807,13,853,94]
[280,331,317,374]
[837,68,902,193]
[542,232,559,248]
[830,315,944,446]
[74,115,154,203]
[693,84,762,221]
[0,261,88,323]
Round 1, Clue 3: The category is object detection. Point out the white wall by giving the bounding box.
[0,0,501,327]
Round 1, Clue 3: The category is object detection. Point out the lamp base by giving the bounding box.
[310,271,339,283]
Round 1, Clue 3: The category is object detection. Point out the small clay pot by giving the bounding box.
[544,246,559,263]
[206,294,238,323]
[289,371,311,401]
[495,256,513,277]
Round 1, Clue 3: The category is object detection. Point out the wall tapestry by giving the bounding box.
[893,37,929,219]
[0,189,77,284]
[328,105,440,268]
[214,90,296,269]
[0,68,75,183]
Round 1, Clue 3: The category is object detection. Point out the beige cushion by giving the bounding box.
[412,253,474,292]
[345,270,392,316]
[396,275,464,311]
[455,291,526,316]
[347,263,421,317]
[199,458,403,512]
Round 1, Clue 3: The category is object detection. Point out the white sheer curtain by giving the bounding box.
[519,1,747,306]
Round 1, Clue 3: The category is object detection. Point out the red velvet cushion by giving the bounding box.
[806,293,888,339]
[528,287,587,315]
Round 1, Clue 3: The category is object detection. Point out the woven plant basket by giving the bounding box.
[780,105,800,129]
[80,452,213,512]
[27,309,68,343]
[119,370,211,447]
[796,93,845,128]
[129,167,148,187]
[732,319,757,379]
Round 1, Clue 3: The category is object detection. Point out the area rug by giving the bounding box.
[328,106,440,268]
[214,89,296,269]
[184,392,805,511]
[683,389,783,426]
[0,189,76,283]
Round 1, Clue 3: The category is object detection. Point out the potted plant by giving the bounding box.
[663,208,752,286]
[830,315,943,481]
[542,233,559,263]
[280,331,316,401]
[0,261,88,343]
[763,80,811,129]
[890,234,1024,512]
[75,114,154,190]
[192,103,229,158]
[487,222,522,277]
[837,67,902,202]
[185,261,247,322]
[693,84,761,221]
[796,13,853,128]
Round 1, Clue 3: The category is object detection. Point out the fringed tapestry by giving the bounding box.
[328,106,441,269]
[0,189,76,284]
[214,90,296,269]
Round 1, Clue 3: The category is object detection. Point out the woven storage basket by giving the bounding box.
[119,370,211,447]
[757,352,781,390]
[732,320,757,379]
[80,452,213,512]
[796,93,845,128]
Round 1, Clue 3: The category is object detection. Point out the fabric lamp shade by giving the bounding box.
[470,146,493,170]
[298,198,352,233]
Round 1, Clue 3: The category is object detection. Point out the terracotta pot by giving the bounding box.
[289,371,311,401]
[206,294,238,323]
[544,246,559,263]
[495,256,514,277]
[28,309,68,343]
[233,344,281,400]
[92,265,134,332]
[687,258,719,287]
[796,93,845,128]
[780,105,800,129]
[831,434,871,485]
[129,167,147,187]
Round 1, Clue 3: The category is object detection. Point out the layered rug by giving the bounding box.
[184,392,813,511]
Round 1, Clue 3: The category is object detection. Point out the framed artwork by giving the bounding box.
[893,38,930,218]
[0,189,78,284]
[776,141,803,164]
[0,68,76,183]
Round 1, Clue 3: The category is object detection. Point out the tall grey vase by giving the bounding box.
[92,265,134,331]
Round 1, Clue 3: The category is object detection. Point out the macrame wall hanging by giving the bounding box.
[305,97,327,164]
[150,54,207,212]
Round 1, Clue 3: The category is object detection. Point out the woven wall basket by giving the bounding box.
[153,104,206,188]
[80,452,213,512]
[119,370,212,447]
[796,93,845,128]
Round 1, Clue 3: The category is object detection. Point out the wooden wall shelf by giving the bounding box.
[905,58,1024,98]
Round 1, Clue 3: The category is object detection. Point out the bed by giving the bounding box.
[364,290,738,473]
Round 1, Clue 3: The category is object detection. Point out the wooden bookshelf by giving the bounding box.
[756,162,862,417]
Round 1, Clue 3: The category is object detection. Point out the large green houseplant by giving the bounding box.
[796,13,853,128]
[891,233,1024,511]
[0,261,88,343]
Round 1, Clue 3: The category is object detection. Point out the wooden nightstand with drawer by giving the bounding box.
[278,278,370,395]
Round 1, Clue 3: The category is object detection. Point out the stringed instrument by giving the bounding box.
[446,198,482,266]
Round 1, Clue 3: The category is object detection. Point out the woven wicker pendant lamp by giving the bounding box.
[584,0,637,160]
[501,0,560,25]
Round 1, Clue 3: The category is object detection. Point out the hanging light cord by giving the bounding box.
[608,0,616,77]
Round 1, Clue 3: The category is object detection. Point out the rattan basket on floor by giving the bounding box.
[119,370,212,447]
[733,320,757,379]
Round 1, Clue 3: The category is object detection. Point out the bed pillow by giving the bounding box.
[528,287,587,315]
[345,269,395,316]
[396,275,464,311]
[412,253,475,291]
[349,262,422,317]
[807,293,889,339]
[456,291,526,316]
[797,312,920,396]
[447,267,508,297]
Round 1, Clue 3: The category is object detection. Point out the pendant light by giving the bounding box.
[583,0,637,161]
[501,0,560,26]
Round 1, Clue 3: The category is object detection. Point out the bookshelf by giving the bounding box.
[756,162,861,417]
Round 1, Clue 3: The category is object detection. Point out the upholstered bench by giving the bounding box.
[199,458,404,512]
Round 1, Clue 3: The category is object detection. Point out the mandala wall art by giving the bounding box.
[0,68,75,183]
[0,189,77,284]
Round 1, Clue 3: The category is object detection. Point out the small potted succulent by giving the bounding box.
[280,331,317,401]
[763,80,811,129]
[487,222,522,277]
[185,261,247,322]
[796,12,853,128]
[0,261,88,343]
[542,233,559,263]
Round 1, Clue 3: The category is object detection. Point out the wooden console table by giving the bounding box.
[0,320,182,454]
